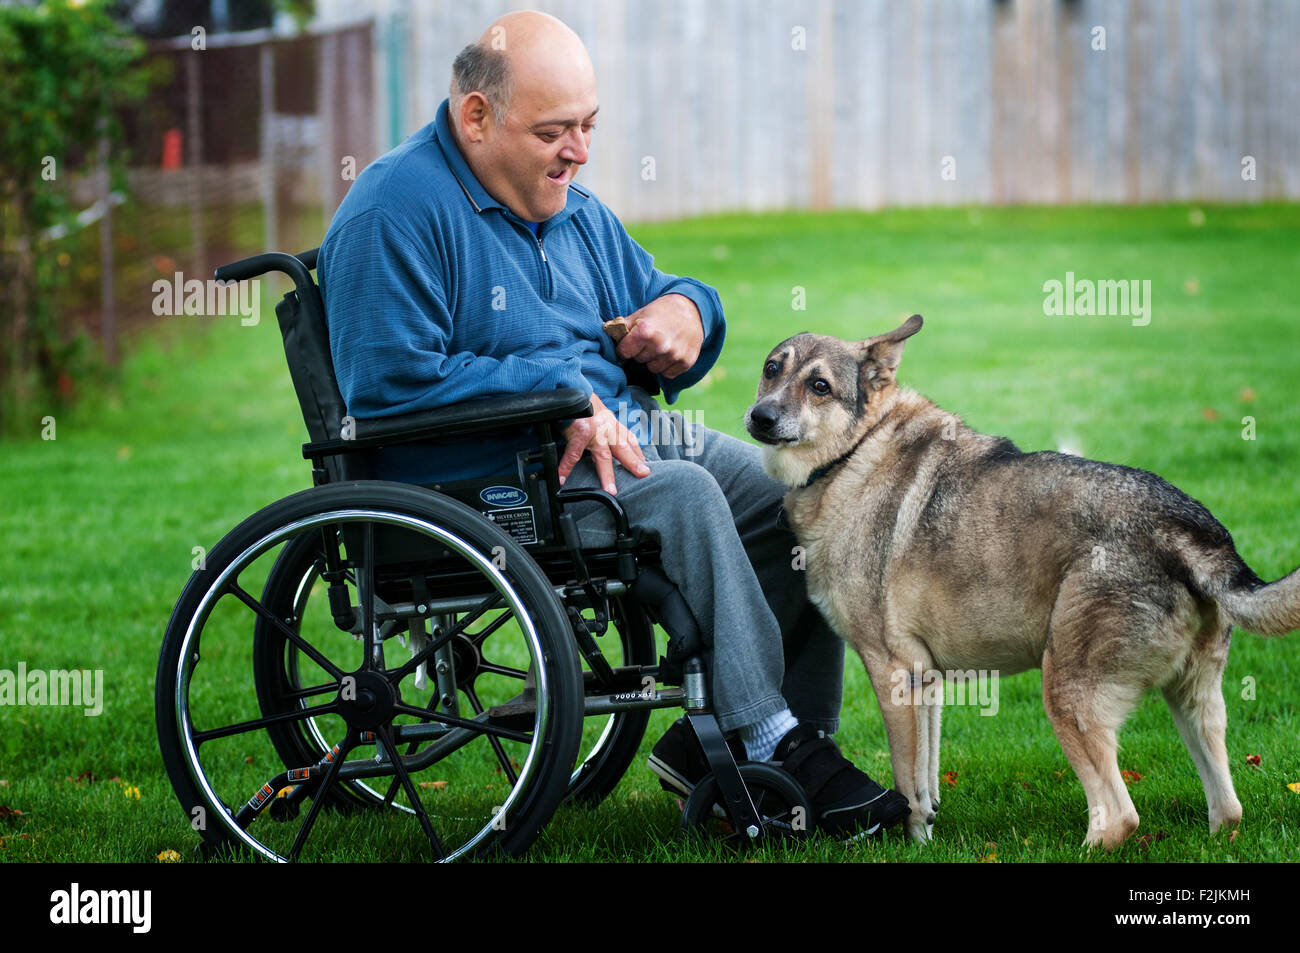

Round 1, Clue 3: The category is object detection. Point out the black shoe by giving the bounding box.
[647,717,748,798]
[773,724,911,840]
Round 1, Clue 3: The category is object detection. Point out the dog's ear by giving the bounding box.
[856,314,922,391]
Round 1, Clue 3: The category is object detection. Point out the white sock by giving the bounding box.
[739,709,799,762]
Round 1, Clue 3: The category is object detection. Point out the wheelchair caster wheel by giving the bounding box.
[680,762,812,849]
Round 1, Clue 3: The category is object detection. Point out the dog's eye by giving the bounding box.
[809,378,831,396]
[764,360,780,379]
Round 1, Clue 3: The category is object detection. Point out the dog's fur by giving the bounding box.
[746,315,1300,846]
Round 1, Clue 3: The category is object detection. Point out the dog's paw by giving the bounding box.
[907,816,933,843]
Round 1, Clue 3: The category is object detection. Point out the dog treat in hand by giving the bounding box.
[603,315,636,343]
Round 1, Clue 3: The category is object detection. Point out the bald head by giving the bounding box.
[450,11,594,123]
[448,11,599,222]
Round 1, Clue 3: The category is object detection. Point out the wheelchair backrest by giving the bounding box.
[248,249,370,483]
[271,259,341,443]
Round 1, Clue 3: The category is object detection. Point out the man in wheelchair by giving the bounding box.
[316,10,910,839]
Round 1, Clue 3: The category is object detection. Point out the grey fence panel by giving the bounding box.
[320,0,1299,221]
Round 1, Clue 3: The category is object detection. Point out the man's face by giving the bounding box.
[474,77,598,223]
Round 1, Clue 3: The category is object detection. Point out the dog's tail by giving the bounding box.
[1217,569,1300,636]
[1195,549,1300,637]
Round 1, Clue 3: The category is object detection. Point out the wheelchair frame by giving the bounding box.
[154,248,810,861]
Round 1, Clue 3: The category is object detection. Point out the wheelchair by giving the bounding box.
[154,247,812,861]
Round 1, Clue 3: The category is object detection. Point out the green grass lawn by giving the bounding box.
[2,203,1299,863]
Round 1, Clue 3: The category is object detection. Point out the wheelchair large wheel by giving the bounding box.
[565,593,656,806]
[156,482,584,861]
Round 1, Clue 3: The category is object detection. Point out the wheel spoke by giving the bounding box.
[227,581,346,681]
[279,680,339,702]
[288,733,353,862]
[392,702,532,744]
[478,660,527,680]
[193,700,340,745]
[467,607,513,647]
[375,724,446,860]
[465,686,517,785]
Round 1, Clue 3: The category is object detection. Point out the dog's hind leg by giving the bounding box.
[1161,620,1242,835]
[1041,646,1142,849]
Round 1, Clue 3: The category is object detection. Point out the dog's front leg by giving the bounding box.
[861,651,938,842]
[927,700,942,822]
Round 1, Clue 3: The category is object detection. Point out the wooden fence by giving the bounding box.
[348,0,1300,220]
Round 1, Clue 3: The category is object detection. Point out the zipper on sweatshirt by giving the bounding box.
[534,232,554,299]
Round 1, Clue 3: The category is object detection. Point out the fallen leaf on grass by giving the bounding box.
[244,756,254,765]
[1200,408,1220,421]
[1239,387,1256,402]
[156,849,181,862]
[980,852,998,863]
[1246,754,1261,768]
[1121,770,1143,784]
[0,805,23,820]
[418,781,448,790]
[1136,830,1168,850]
[942,771,958,788]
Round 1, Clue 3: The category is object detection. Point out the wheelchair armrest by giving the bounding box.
[301,389,592,455]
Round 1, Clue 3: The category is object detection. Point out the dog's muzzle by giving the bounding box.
[746,403,788,445]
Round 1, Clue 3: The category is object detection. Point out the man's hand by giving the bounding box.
[559,392,650,495]
[615,293,704,379]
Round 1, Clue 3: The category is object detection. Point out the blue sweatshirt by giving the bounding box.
[317,99,726,484]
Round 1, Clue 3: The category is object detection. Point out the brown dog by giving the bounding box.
[746,315,1299,846]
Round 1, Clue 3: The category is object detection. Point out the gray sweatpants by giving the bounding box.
[559,387,845,734]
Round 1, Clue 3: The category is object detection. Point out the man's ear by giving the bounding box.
[457,92,494,144]
[856,314,923,391]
